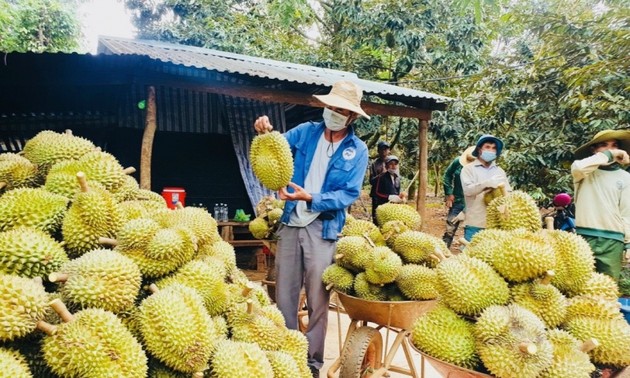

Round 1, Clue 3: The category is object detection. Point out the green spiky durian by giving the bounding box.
[268,207,284,224]
[483,185,505,205]
[0,348,32,377]
[138,285,218,373]
[564,316,630,367]
[435,254,510,317]
[571,271,620,300]
[76,150,130,192]
[490,229,556,283]
[564,295,624,321]
[44,159,99,199]
[249,216,272,239]
[364,246,402,285]
[540,329,595,378]
[111,174,141,202]
[510,273,568,329]
[0,188,68,235]
[379,220,409,247]
[22,130,95,175]
[353,272,388,301]
[0,153,38,192]
[53,249,141,313]
[395,264,438,300]
[392,230,448,265]
[334,235,373,272]
[463,228,509,264]
[322,263,355,294]
[154,206,220,247]
[196,240,237,275]
[119,199,166,221]
[0,275,48,341]
[539,230,594,296]
[210,340,274,377]
[486,190,541,232]
[250,130,294,191]
[375,202,422,230]
[341,219,386,246]
[0,227,69,278]
[266,350,302,378]
[227,301,286,351]
[117,218,161,250]
[411,305,479,370]
[41,302,147,378]
[474,304,553,378]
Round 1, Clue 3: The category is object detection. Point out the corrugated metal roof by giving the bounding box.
[98,36,451,106]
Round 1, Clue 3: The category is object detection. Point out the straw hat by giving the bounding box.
[574,129,630,159]
[313,80,370,119]
[458,146,476,166]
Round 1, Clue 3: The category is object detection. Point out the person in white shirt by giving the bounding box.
[460,134,511,241]
[571,129,630,280]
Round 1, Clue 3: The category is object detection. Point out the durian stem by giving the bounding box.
[148,284,159,293]
[49,299,75,323]
[76,172,89,193]
[458,238,470,246]
[326,283,334,291]
[64,129,73,135]
[334,253,344,261]
[241,282,254,297]
[579,338,599,353]
[0,182,6,190]
[518,342,537,355]
[36,320,58,335]
[432,250,447,262]
[192,373,204,378]
[544,217,554,230]
[123,166,136,175]
[175,201,184,209]
[48,272,69,283]
[246,300,254,314]
[540,270,555,285]
[98,237,119,247]
[362,233,376,248]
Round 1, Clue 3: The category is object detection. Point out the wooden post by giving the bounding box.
[415,119,428,227]
[140,86,157,190]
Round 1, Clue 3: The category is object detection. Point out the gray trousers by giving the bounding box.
[275,220,336,370]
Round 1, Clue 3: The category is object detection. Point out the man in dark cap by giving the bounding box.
[369,141,391,223]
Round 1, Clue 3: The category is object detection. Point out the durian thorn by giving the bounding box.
[148,283,159,293]
[36,320,58,335]
[0,182,6,190]
[64,129,73,135]
[49,298,75,323]
[334,253,344,261]
[192,373,204,378]
[458,238,470,246]
[326,283,334,291]
[544,217,554,230]
[76,171,89,192]
[175,201,184,209]
[498,183,507,197]
[58,241,66,247]
[241,282,254,297]
[540,270,555,285]
[518,342,537,355]
[98,237,119,247]
[123,166,136,175]
[579,338,599,353]
[246,299,254,314]
[48,272,69,283]
[362,233,376,248]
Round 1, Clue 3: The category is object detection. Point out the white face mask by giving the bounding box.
[323,108,349,131]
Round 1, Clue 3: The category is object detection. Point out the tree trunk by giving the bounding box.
[415,119,428,227]
[140,86,156,190]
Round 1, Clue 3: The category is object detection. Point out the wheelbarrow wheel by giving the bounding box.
[339,326,383,378]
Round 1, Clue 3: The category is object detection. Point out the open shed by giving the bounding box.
[0,36,449,221]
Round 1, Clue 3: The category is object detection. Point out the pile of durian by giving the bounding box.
[248,196,285,241]
[321,202,452,301]
[0,130,312,378]
[410,190,630,378]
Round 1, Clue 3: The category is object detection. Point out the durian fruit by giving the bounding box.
[0,347,32,377]
[0,187,69,235]
[147,358,189,378]
[379,220,409,247]
[196,240,237,275]
[395,264,438,300]
[486,190,541,232]
[336,235,375,273]
[539,329,595,378]
[462,228,509,264]
[0,227,69,279]
[119,199,166,221]
[116,218,162,250]
[564,295,624,321]
[250,130,294,191]
[249,216,271,239]
[154,206,220,247]
[76,150,133,192]
[0,275,48,341]
[0,153,39,192]
[321,263,355,294]
[375,202,422,230]
[227,300,286,351]
[50,249,141,313]
[483,184,506,205]
[22,130,95,175]
[265,350,302,378]
[280,329,311,378]
[111,174,141,202]
[341,219,386,246]
[155,259,229,316]
[571,271,620,300]
[474,304,554,378]
[38,299,147,378]
[227,278,273,308]
[138,285,218,374]
[539,229,595,296]
[210,340,274,377]
[510,271,568,329]
[391,230,449,265]
[136,188,168,204]
[563,314,630,367]
[44,159,98,199]
[490,229,556,283]
[411,304,479,370]
[364,246,402,285]
[435,254,510,317]
[353,272,388,301]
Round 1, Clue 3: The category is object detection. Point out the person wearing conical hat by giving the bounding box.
[571,129,630,281]
[254,80,369,378]
[441,146,476,248]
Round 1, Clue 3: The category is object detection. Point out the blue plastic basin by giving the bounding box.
[619,297,630,324]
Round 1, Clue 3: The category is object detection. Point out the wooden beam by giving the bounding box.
[416,119,429,227]
[136,75,433,120]
[140,86,156,190]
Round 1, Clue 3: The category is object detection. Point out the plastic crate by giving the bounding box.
[619,297,630,324]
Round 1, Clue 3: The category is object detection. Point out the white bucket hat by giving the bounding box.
[313,80,370,119]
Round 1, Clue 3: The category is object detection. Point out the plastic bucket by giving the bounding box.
[161,187,186,209]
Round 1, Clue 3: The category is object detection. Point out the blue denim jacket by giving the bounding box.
[280,121,368,240]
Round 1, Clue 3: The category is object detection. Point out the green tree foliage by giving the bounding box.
[0,0,81,53]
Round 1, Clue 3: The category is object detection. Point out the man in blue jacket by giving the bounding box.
[254,80,369,378]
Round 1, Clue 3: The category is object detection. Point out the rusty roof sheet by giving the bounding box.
[98,36,451,105]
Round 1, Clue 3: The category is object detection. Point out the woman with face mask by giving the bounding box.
[460,134,512,241]
[371,155,407,217]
